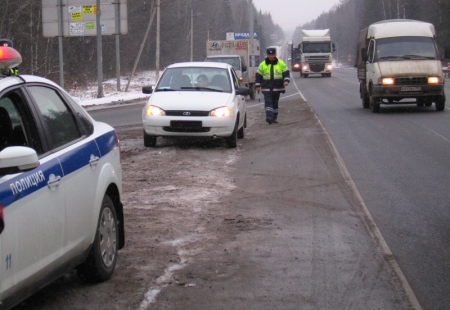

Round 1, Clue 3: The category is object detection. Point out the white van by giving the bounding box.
[356,19,448,112]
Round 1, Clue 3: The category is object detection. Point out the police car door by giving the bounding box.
[0,87,66,299]
[25,85,102,257]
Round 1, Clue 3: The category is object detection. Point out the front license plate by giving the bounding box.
[170,121,202,128]
[401,86,421,92]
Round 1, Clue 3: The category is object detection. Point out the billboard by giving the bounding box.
[42,0,128,37]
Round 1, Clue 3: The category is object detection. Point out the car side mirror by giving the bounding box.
[0,146,40,177]
[332,43,336,52]
[142,86,153,94]
[236,87,249,96]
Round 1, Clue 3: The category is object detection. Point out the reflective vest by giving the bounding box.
[255,58,290,93]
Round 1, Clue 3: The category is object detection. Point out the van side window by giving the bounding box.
[368,40,375,63]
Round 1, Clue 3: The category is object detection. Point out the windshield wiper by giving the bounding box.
[402,54,435,60]
[155,88,176,91]
[377,56,407,61]
[181,86,223,92]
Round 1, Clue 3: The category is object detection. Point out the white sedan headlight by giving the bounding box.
[145,105,165,116]
[210,106,231,117]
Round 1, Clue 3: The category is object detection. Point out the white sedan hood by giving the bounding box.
[149,91,234,110]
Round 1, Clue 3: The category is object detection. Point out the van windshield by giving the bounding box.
[375,36,437,61]
[205,57,241,71]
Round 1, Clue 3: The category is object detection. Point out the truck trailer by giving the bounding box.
[356,19,448,112]
[206,39,260,100]
[298,29,335,77]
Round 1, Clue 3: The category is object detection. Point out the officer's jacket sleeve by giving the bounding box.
[255,64,264,87]
[281,61,290,83]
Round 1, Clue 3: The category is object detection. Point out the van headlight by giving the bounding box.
[380,78,395,85]
[428,77,441,84]
[210,107,231,117]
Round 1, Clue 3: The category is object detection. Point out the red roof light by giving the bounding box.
[0,46,22,70]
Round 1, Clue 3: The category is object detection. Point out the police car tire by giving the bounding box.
[77,194,118,282]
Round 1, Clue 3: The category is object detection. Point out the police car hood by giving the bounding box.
[378,60,442,77]
[150,91,234,109]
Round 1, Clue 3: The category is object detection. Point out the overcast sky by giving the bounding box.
[252,0,341,31]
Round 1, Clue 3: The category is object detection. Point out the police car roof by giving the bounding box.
[0,74,61,89]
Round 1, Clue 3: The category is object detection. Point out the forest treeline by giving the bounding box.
[1,0,449,90]
[0,0,283,88]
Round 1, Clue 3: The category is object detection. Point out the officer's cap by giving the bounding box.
[266,47,276,55]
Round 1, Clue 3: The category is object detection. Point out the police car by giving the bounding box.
[0,43,124,309]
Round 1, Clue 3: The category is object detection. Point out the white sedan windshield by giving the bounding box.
[156,67,231,92]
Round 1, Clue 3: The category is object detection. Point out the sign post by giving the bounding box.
[41,0,128,92]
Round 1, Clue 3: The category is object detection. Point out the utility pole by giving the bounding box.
[96,0,104,98]
[115,0,121,91]
[190,9,193,62]
[156,0,160,80]
[57,0,64,88]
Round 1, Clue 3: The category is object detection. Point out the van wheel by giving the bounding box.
[143,130,157,147]
[435,95,445,111]
[369,96,381,113]
[226,118,238,148]
[77,195,118,282]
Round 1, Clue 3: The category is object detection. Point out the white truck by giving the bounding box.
[298,29,335,77]
[356,19,448,113]
[206,39,260,100]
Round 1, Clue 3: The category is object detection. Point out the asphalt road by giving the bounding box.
[291,68,450,310]
[84,70,450,309]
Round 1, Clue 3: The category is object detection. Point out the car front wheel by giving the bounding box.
[77,194,118,282]
[144,130,157,147]
[226,118,238,148]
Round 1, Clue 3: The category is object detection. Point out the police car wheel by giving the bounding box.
[77,194,118,282]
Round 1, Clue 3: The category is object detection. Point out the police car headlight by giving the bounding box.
[145,105,165,116]
[210,107,231,117]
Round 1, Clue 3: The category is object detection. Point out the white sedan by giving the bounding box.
[0,45,124,308]
[142,62,248,148]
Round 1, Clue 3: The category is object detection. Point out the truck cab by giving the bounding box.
[356,19,448,112]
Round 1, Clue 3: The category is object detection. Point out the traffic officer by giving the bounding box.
[255,47,290,124]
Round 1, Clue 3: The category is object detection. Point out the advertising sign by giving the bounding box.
[42,0,128,37]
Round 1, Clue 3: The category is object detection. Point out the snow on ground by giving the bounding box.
[70,71,157,108]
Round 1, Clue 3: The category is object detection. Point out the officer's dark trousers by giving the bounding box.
[263,92,281,120]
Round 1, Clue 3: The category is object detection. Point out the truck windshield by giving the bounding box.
[302,42,331,53]
[205,57,240,71]
[375,36,437,61]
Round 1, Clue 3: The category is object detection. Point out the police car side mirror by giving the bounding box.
[142,86,153,94]
[0,146,40,177]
